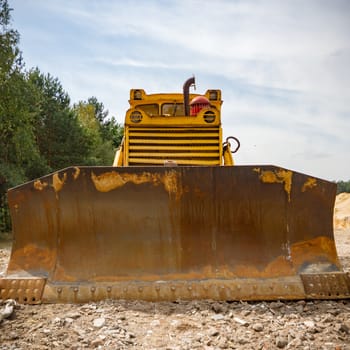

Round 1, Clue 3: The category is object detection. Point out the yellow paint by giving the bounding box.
[91,171,126,192]
[223,144,234,165]
[52,172,67,193]
[302,177,317,192]
[73,167,80,180]
[255,168,293,202]
[162,170,183,199]
[128,90,222,116]
[122,87,223,166]
[33,180,48,191]
[91,170,182,199]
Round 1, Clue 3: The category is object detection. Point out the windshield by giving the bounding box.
[137,104,159,116]
[136,102,186,116]
[161,103,185,116]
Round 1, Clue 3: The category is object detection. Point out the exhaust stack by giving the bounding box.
[183,77,195,116]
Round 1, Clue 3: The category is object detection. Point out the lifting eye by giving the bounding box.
[223,136,240,153]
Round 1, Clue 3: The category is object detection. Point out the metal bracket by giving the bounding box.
[0,278,46,304]
[301,272,350,299]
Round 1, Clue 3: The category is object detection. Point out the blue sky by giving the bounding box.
[10,0,350,181]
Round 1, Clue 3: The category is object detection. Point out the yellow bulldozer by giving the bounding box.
[1,77,349,304]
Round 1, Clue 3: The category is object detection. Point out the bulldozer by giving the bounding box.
[1,77,349,304]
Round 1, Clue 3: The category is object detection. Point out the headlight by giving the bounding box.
[130,111,142,123]
[133,90,142,100]
[203,111,215,123]
[208,90,218,101]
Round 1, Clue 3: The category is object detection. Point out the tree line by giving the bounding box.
[336,180,350,195]
[0,0,123,232]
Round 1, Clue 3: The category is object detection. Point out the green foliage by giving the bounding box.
[0,0,22,77]
[0,0,37,190]
[73,97,123,165]
[102,115,124,148]
[336,180,350,194]
[0,0,28,232]
[0,1,125,232]
[0,192,10,233]
[28,68,93,171]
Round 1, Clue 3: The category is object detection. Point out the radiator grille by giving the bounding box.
[127,127,221,165]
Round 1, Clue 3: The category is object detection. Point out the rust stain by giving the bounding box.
[53,264,79,282]
[33,180,48,191]
[88,257,296,282]
[213,236,338,278]
[254,168,293,202]
[91,272,212,282]
[290,236,340,272]
[52,172,67,193]
[73,167,80,180]
[91,170,182,198]
[302,177,317,192]
[218,256,295,279]
[7,244,56,274]
[263,255,296,276]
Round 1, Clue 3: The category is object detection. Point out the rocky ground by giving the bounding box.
[0,230,349,350]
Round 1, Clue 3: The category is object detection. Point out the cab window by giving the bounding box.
[161,103,185,116]
[137,104,159,116]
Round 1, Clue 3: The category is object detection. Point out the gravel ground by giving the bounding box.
[0,230,349,350]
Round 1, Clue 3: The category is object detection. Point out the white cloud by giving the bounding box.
[10,0,350,180]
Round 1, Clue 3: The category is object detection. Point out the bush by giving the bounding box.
[336,180,350,194]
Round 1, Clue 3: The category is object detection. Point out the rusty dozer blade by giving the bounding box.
[1,165,349,303]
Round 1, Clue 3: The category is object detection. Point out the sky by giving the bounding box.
[10,0,350,181]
